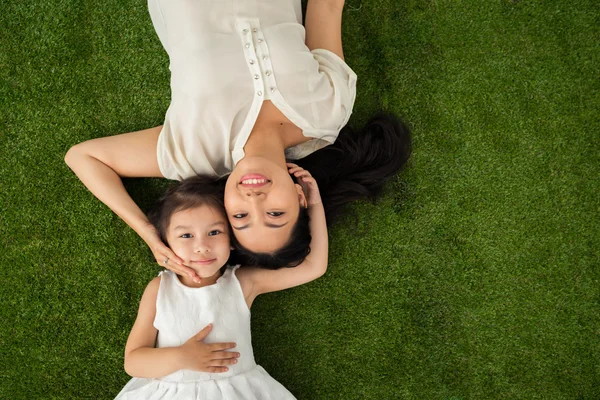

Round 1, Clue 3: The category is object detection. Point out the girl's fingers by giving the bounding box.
[211,358,238,366]
[211,351,241,360]
[294,171,312,177]
[209,342,237,351]
[207,367,228,373]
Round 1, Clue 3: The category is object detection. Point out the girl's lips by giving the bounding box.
[191,259,216,265]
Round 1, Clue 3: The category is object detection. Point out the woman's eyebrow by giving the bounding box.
[233,221,289,230]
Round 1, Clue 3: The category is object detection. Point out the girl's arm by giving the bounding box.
[124,277,240,378]
[64,128,199,281]
[237,165,328,305]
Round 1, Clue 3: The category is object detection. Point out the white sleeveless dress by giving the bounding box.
[115,267,296,399]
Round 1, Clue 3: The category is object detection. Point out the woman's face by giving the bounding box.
[224,156,307,253]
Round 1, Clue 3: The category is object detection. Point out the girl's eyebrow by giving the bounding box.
[173,222,226,230]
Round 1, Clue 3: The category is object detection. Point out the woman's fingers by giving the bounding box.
[163,246,184,266]
[168,262,201,282]
[154,246,201,282]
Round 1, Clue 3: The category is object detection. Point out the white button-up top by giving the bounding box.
[150,0,358,180]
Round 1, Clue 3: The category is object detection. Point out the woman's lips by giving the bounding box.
[239,173,270,188]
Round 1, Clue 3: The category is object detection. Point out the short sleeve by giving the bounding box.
[310,48,358,131]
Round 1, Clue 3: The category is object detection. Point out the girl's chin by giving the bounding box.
[194,266,222,279]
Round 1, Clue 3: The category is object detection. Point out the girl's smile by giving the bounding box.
[191,258,216,265]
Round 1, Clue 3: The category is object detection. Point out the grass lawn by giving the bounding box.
[1,0,599,398]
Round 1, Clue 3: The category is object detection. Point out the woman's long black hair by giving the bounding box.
[233,111,412,268]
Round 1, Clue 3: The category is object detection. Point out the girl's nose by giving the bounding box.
[194,239,210,253]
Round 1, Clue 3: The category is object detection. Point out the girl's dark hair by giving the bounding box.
[148,175,226,245]
[234,111,412,268]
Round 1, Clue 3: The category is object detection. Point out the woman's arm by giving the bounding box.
[237,166,328,306]
[305,0,346,60]
[65,127,162,240]
[124,277,240,378]
[64,127,198,279]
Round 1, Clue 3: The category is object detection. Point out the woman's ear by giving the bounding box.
[295,183,308,209]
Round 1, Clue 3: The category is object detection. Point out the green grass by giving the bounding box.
[2,0,599,398]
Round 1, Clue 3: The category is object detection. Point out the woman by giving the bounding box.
[65,0,411,279]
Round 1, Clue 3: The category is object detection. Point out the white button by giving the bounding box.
[254,75,259,80]
[253,28,258,32]
[270,87,276,92]
[243,29,249,34]
[265,70,271,76]
[249,60,255,65]
[245,43,250,48]
[262,56,267,61]
[258,39,263,43]
[257,91,263,96]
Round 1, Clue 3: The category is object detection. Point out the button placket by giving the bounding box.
[259,50,276,94]
[239,20,277,97]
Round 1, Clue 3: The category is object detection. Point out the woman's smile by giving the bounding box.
[239,173,271,188]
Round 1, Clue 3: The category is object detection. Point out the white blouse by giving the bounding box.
[150,0,358,180]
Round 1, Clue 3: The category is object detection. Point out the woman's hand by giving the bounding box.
[287,163,322,206]
[143,224,201,283]
[179,324,240,373]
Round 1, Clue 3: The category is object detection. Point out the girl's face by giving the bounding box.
[165,205,231,280]
[224,156,307,253]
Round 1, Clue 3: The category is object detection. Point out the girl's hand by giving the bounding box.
[287,163,322,206]
[143,225,201,283]
[179,324,240,373]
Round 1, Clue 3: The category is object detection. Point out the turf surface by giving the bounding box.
[1,0,599,398]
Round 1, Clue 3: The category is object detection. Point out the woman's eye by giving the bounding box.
[180,233,193,239]
[267,212,284,217]
[208,230,221,236]
[233,213,248,219]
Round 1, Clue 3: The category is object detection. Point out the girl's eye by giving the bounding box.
[233,213,248,219]
[208,230,221,236]
[267,212,284,217]
[180,233,193,239]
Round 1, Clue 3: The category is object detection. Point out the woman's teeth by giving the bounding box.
[241,179,268,184]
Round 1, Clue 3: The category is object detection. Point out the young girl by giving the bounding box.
[115,164,326,399]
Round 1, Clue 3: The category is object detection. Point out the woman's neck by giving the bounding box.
[243,124,288,167]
